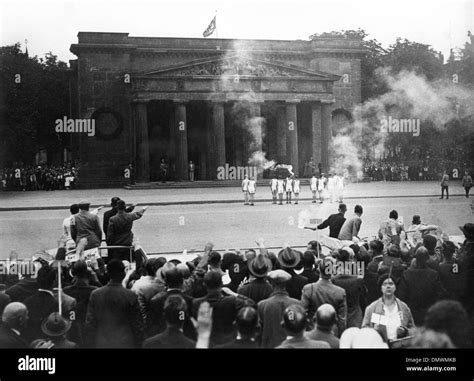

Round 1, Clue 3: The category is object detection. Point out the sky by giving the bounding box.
[0,0,472,63]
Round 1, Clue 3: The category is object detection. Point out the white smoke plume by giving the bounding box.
[248,151,276,170]
[330,68,474,179]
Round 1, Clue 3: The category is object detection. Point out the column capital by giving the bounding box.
[285,100,301,104]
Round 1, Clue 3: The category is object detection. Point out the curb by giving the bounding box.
[0,194,468,212]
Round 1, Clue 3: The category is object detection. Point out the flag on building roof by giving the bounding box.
[203,16,216,37]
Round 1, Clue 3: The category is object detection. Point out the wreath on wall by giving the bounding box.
[92,107,124,141]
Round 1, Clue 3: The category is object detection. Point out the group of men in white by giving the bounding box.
[241,172,345,205]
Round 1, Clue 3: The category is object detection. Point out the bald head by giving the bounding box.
[316,304,336,329]
[2,302,28,331]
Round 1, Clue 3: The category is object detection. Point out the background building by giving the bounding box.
[70,32,365,186]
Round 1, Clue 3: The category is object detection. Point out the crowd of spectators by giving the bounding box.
[0,163,79,191]
[0,194,472,350]
[363,158,470,181]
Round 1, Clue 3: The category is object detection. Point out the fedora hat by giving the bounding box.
[277,247,301,269]
[460,223,474,240]
[248,254,272,278]
[41,312,71,337]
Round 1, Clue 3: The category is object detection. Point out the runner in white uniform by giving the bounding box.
[326,173,336,203]
[310,175,318,203]
[285,176,293,204]
[277,177,285,205]
[248,177,256,206]
[334,173,345,202]
[241,175,250,205]
[317,173,327,203]
[270,177,278,204]
[293,176,300,205]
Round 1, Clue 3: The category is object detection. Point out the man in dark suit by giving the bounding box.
[0,302,29,348]
[316,203,347,238]
[397,247,445,325]
[5,271,38,303]
[237,253,273,304]
[103,197,135,240]
[148,267,195,340]
[258,270,301,348]
[0,292,11,316]
[301,257,347,335]
[278,248,308,300]
[71,200,102,251]
[193,271,254,347]
[305,304,340,348]
[107,200,147,261]
[23,265,58,342]
[332,249,367,328]
[85,260,143,348]
[143,294,196,348]
[214,306,259,348]
[63,261,98,346]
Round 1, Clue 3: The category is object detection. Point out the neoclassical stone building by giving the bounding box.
[70,32,365,185]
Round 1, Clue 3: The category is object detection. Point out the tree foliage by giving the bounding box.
[0,43,69,165]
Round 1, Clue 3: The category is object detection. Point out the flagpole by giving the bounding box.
[215,10,218,38]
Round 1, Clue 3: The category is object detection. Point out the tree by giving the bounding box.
[0,44,69,166]
[384,38,444,81]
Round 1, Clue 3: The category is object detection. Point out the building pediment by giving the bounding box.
[140,55,339,81]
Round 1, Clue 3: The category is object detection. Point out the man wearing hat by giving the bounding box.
[277,248,308,300]
[71,200,102,251]
[41,312,76,348]
[276,304,330,348]
[257,269,301,348]
[237,253,273,304]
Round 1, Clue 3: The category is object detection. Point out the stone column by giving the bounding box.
[174,101,188,181]
[311,102,322,167]
[276,105,287,164]
[134,101,150,182]
[212,101,226,179]
[286,101,299,175]
[321,101,333,173]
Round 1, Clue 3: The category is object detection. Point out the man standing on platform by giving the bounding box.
[159,158,168,183]
[188,161,195,182]
[71,200,102,251]
[462,170,472,198]
[242,174,250,205]
[440,170,450,199]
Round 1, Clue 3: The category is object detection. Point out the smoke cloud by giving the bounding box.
[330,68,474,179]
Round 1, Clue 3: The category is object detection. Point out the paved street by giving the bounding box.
[0,181,472,259]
